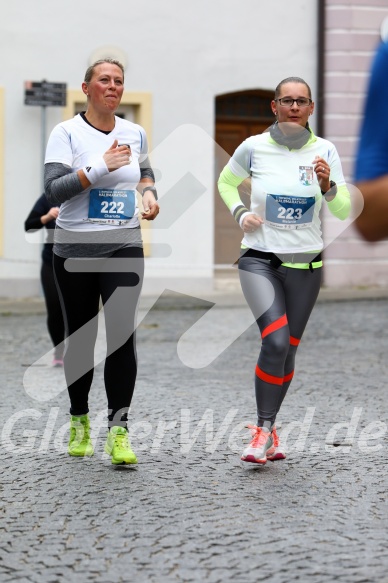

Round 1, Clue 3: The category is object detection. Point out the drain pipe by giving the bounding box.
[317,0,325,137]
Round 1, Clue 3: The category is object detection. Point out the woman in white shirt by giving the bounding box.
[218,77,350,465]
[45,58,159,465]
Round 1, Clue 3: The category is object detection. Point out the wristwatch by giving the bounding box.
[321,180,337,197]
[141,185,158,200]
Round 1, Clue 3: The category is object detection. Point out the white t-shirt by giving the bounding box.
[228,131,347,253]
[45,114,149,231]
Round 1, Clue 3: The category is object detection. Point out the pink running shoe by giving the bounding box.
[52,358,64,367]
[241,425,273,464]
[266,426,286,461]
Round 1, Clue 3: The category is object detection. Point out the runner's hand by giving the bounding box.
[47,207,60,220]
[141,191,160,220]
[313,155,331,192]
[242,213,263,233]
[103,140,132,172]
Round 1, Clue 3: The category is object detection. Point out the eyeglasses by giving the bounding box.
[275,98,312,107]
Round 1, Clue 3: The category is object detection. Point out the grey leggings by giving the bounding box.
[238,255,322,428]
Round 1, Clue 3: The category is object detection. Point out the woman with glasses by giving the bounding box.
[218,77,350,465]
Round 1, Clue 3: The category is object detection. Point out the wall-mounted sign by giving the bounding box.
[24,81,67,107]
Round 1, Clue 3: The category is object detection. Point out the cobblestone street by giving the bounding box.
[1,293,388,583]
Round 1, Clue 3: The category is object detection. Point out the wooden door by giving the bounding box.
[214,119,271,265]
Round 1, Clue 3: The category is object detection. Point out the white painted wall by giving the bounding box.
[0,0,318,297]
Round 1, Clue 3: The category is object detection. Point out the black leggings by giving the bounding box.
[41,261,65,358]
[53,246,144,424]
[238,256,322,428]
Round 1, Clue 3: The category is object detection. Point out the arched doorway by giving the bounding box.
[214,89,274,265]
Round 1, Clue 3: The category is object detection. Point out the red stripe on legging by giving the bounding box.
[262,314,288,339]
[255,364,283,386]
[289,336,300,346]
[283,371,294,383]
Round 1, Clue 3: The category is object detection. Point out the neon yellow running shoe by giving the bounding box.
[104,426,137,465]
[68,415,94,457]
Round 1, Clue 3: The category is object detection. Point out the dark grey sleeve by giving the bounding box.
[44,162,85,205]
[139,155,155,182]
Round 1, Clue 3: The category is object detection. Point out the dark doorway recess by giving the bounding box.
[215,89,274,265]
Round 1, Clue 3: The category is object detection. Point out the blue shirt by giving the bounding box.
[355,41,388,181]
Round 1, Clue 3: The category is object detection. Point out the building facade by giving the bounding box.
[0,0,386,298]
[323,0,388,287]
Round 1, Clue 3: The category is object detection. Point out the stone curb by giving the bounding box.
[1,286,388,315]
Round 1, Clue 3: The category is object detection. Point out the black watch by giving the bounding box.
[321,180,337,197]
[141,185,158,200]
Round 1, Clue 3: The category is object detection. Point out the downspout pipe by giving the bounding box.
[317,0,325,137]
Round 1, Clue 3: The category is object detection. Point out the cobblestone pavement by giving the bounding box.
[1,294,388,583]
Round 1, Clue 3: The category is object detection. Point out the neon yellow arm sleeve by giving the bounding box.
[217,166,250,225]
[326,184,351,220]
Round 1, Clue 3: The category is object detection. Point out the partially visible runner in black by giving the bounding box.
[24,193,65,367]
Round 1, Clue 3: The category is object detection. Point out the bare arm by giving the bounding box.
[355,175,388,242]
[138,152,158,220]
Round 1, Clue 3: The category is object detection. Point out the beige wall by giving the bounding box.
[323,0,388,287]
